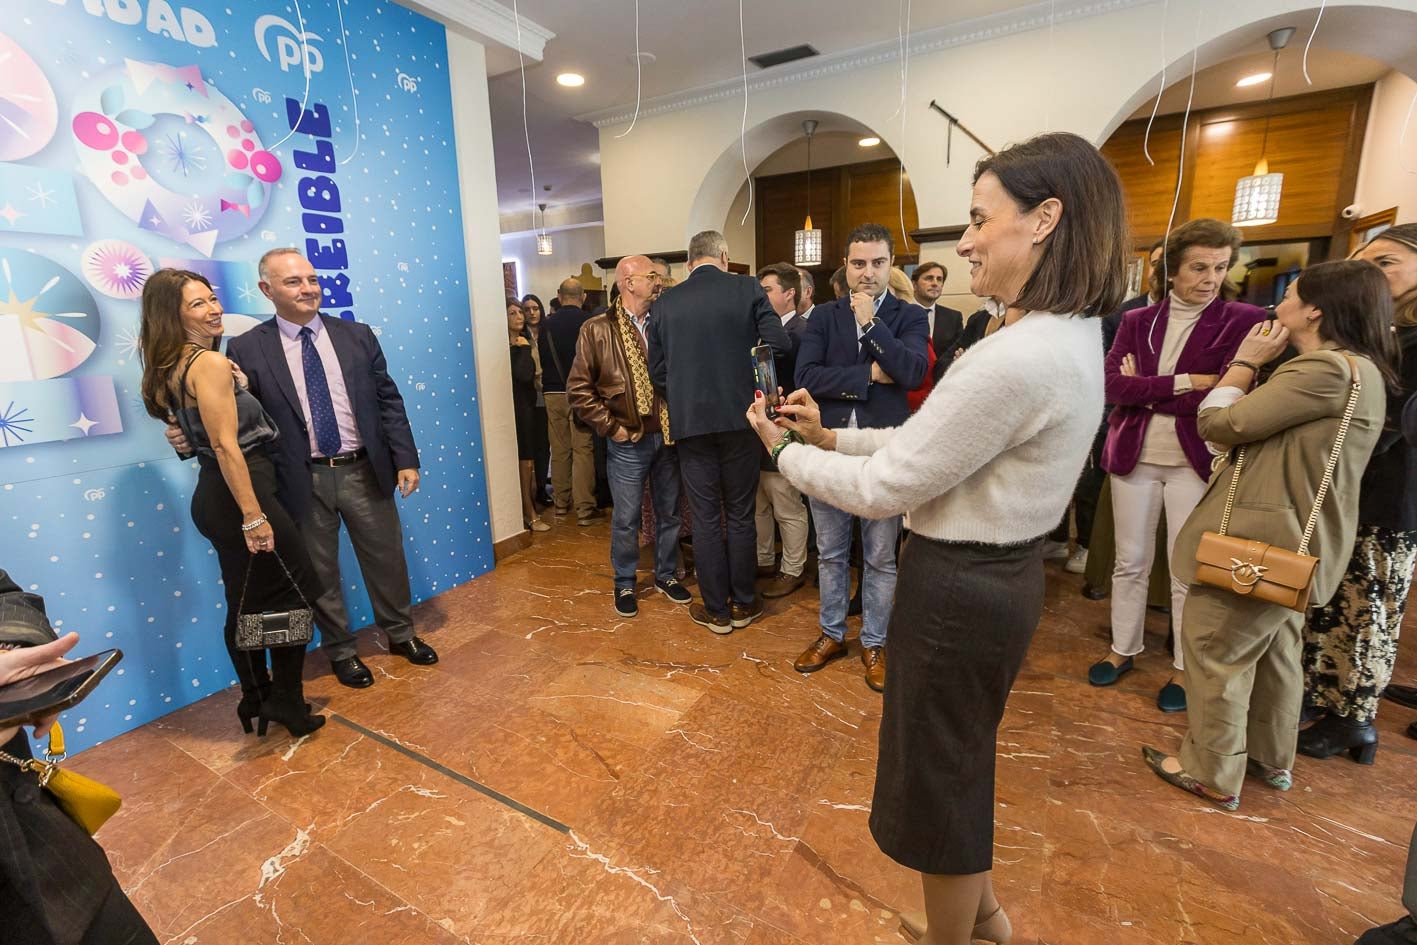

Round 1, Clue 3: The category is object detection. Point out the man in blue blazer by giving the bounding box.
[226,249,435,687]
[792,223,929,692]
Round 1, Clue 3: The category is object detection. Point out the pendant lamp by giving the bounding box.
[1232,28,1294,228]
[535,202,553,255]
[794,120,822,267]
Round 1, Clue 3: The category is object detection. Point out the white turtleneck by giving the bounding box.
[1138,292,1209,467]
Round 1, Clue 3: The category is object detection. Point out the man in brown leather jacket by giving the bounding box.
[566,256,692,618]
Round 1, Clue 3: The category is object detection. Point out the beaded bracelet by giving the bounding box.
[1225,359,1260,374]
[240,514,268,532]
[770,430,802,464]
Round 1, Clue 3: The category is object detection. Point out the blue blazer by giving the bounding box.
[794,293,930,429]
[226,314,419,521]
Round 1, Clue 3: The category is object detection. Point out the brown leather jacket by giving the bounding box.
[566,312,646,441]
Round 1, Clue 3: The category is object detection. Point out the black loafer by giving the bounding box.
[331,655,374,688]
[389,637,439,666]
[1383,684,1417,710]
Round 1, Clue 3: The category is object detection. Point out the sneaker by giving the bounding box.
[655,578,692,605]
[1065,548,1089,574]
[730,598,764,629]
[614,588,638,618]
[1041,539,1070,561]
[528,519,551,533]
[689,603,732,634]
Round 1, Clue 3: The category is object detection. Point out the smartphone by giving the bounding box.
[0,649,123,729]
[751,344,780,419]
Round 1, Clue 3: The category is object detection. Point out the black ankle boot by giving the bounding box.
[258,646,325,738]
[1297,712,1378,764]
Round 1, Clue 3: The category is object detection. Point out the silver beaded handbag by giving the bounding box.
[234,551,315,650]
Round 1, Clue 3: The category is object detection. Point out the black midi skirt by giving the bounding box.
[869,534,1045,875]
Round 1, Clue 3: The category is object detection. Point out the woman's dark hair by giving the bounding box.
[973,132,1127,317]
[1356,222,1417,328]
[520,293,545,324]
[1160,218,1243,290]
[1296,259,1401,394]
[139,268,215,421]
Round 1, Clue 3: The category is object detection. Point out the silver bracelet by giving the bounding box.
[240,515,268,532]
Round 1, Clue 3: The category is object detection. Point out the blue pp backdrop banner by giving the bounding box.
[0,0,493,752]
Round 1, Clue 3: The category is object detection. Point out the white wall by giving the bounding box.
[448,31,524,545]
[1355,69,1417,224]
[501,224,608,302]
[596,1,1417,261]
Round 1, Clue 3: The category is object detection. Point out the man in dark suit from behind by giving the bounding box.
[540,277,599,526]
[227,248,437,687]
[648,231,791,633]
[792,223,929,693]
[795,267,818,324]
[910,260,965,383]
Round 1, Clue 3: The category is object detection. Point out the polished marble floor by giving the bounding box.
[71,517,1417,944]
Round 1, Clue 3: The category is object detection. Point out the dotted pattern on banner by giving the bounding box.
[0,0,494,754]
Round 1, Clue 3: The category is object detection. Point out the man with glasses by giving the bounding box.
[567,256,691,618]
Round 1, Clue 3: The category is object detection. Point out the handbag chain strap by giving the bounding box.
[235,549,313,617]
[1217,353,1362,556]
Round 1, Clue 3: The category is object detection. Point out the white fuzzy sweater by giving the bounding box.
[777,312,1105,545]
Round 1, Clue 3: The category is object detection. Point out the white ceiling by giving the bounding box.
[485,0,1052,216]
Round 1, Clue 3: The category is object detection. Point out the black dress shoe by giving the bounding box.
[331,656,374,689]
[1356,914,1417,944]
[1297,712,1378,764]
[390,636,439,665]
[1383,684,1417,710]
[1081,583,1108,601]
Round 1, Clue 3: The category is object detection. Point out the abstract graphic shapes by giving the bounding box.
[71,59,280,255]
[0,163,83,236]
[0,376,122,448]
[0,33,59,161]
[82,240,153,300]
[0,250,101,383]
[157,256,272,317]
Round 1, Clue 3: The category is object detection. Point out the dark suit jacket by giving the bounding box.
[226,314,419,521]
[539,303,592,394]
[925,303,965,383]
[648,265,791,440]
[1103,293,1154,353]
[795,293,929,430]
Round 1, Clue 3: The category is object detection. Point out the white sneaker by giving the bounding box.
[1065,548,1088,574]
[1041,539,1070,560]
[529,519,551,532]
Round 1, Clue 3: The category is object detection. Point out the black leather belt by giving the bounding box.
[312,447,367,467]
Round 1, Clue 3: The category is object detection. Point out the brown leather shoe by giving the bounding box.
[794,633,848,674]
[730,598,763,629]
[862,645,886,692]
[689,603,732,635]
[760,572,805,599]
[756,563,778,579]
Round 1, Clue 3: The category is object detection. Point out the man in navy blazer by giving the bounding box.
[226,248,436,687]
[792,223,929,692]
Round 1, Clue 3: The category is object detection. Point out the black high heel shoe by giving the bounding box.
[1297,713,1378,764]
[256,691,326,738]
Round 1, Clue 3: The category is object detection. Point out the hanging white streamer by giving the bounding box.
[1150,5,1201,354]
[335,0,361,165]
[512,0,541,239]
[615,0,642,139]
[738,0,752,226]
[267,0,313,152]
[1143,0,1171,166]
[1400,88,1417,175]
[897,0,912,252]
[1302,0,1327,85]
[886,0,908,121]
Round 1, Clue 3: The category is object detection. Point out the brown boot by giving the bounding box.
[862,645,885,692]
[689,603,732,635]
[760,572,805,599]
[730,597,763,629]
[794,633,848,674]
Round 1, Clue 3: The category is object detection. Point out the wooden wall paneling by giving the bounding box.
[843,158,920,252]
[1101,121,1186,245]
[755,168,840,269]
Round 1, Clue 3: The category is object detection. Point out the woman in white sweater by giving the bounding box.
[748,132,1126,945]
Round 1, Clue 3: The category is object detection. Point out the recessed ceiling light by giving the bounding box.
[556,73,585,88]
[1236,72,1272,88]
[858,136,881,147]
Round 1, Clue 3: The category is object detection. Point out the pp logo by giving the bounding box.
[396,72,420,94]
[396,262,410,272]
[414,382,427,392]
[83,488,106,502]
[254,15,325,75]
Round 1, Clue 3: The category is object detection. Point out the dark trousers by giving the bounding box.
[302,457,415,662]
[677,430,761,617]
[1050,420,1107,549]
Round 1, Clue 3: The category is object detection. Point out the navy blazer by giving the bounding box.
[226,314,419,521]
[794,292,930,429]
[648,265,790,440]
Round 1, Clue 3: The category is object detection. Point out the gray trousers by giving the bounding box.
[303,458,414,661]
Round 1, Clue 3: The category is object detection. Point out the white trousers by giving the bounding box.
[1109,461,1208,670]
[755,471,809,578]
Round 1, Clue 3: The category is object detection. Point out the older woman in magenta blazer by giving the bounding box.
[1089,219,1266,712]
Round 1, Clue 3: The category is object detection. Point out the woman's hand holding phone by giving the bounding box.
[0,633,80,744]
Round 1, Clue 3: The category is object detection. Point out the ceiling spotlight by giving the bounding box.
[556,73,585,88]
[1236,72,1272,88]
[858,136,881,148]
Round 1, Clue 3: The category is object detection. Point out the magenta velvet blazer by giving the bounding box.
[1100,296,1267,480]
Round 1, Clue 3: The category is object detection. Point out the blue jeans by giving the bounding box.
[810,498,900,648]
[606,434,681,589]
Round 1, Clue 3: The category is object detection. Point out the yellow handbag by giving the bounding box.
[0,722,121,834]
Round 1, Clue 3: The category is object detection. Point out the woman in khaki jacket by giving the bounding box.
[1142,260,1399,809]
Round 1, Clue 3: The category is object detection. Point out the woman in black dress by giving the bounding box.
[509,299,549,532]
[522,292,553,507]
[139,269,324,738]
